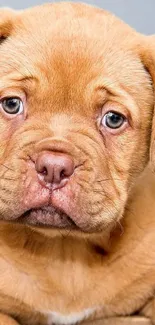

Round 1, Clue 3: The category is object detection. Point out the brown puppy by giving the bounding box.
[0,2,155,325]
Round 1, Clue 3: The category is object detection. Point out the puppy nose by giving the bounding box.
[35,152,74,188]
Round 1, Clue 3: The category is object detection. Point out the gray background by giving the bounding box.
[0,0,154,35]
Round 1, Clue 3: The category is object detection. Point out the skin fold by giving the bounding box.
[0,2,155,324]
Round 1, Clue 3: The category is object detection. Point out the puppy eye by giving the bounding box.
[102,111,125,129]
[0,97,24,115]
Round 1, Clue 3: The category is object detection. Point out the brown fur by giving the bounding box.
[0,2,155,324]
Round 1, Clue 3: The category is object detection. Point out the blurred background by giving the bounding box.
[0,0,154,35]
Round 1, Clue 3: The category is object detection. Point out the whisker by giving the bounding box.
[0,186,15,194]
[0,177,18,182]
[0,163,14,172]
[116,219,124,235]
[96,178,125,183]
[0,195,10,205]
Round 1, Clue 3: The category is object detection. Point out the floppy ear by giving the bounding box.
[138,35,155,171]
[0,8,16,41]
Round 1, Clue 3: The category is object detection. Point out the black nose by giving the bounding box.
[35,151,74,189]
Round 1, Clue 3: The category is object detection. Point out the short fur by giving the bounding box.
[0,2,155,324]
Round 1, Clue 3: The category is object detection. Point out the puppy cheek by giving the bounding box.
[0,117,24,156]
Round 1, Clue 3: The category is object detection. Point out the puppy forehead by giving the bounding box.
[0,2,150,111]
[7,2,135,71]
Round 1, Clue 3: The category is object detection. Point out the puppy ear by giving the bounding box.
[139,35,155,171]
[0,8,16,40]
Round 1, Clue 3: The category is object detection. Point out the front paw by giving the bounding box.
[140,298,155,324]
[0,313,20,325]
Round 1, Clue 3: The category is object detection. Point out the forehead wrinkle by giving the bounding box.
[0,73,38,94]
[0,57,36,79]
[0,37,41,83]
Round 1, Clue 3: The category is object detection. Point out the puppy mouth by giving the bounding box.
[19,206,77,230]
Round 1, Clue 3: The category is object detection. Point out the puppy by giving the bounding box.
[0,2,155,324]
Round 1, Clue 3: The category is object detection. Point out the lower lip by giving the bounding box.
[19,206,77,230]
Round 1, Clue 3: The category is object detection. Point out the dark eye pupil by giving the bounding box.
[2,98,21,114]
[105,111,124,129]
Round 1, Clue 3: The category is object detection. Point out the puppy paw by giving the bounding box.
[140,298,155,324]
[0,313,20,325]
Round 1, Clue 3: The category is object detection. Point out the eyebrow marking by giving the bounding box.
[12,75,38,83]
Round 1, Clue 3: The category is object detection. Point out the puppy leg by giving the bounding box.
[0,313,20,325]
[140,298,155,324]
[82,316,151,324]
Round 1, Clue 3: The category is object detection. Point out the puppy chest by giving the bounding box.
[44,309,97,325]
[0,253,101,321]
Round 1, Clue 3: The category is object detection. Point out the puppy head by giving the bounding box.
[0,3,154,235]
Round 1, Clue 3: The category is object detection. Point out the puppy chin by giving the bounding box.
[22,207,122,241]
[29,222,113,242]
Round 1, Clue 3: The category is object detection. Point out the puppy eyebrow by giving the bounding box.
[0,73,37,92]
[14,75,37,83]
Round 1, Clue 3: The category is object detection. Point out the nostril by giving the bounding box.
[41,167,48,176]
[60,170,66,179]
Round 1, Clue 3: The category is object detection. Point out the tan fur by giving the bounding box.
[0,2,155,324]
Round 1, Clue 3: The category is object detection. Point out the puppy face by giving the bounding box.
[0,3,154,234]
